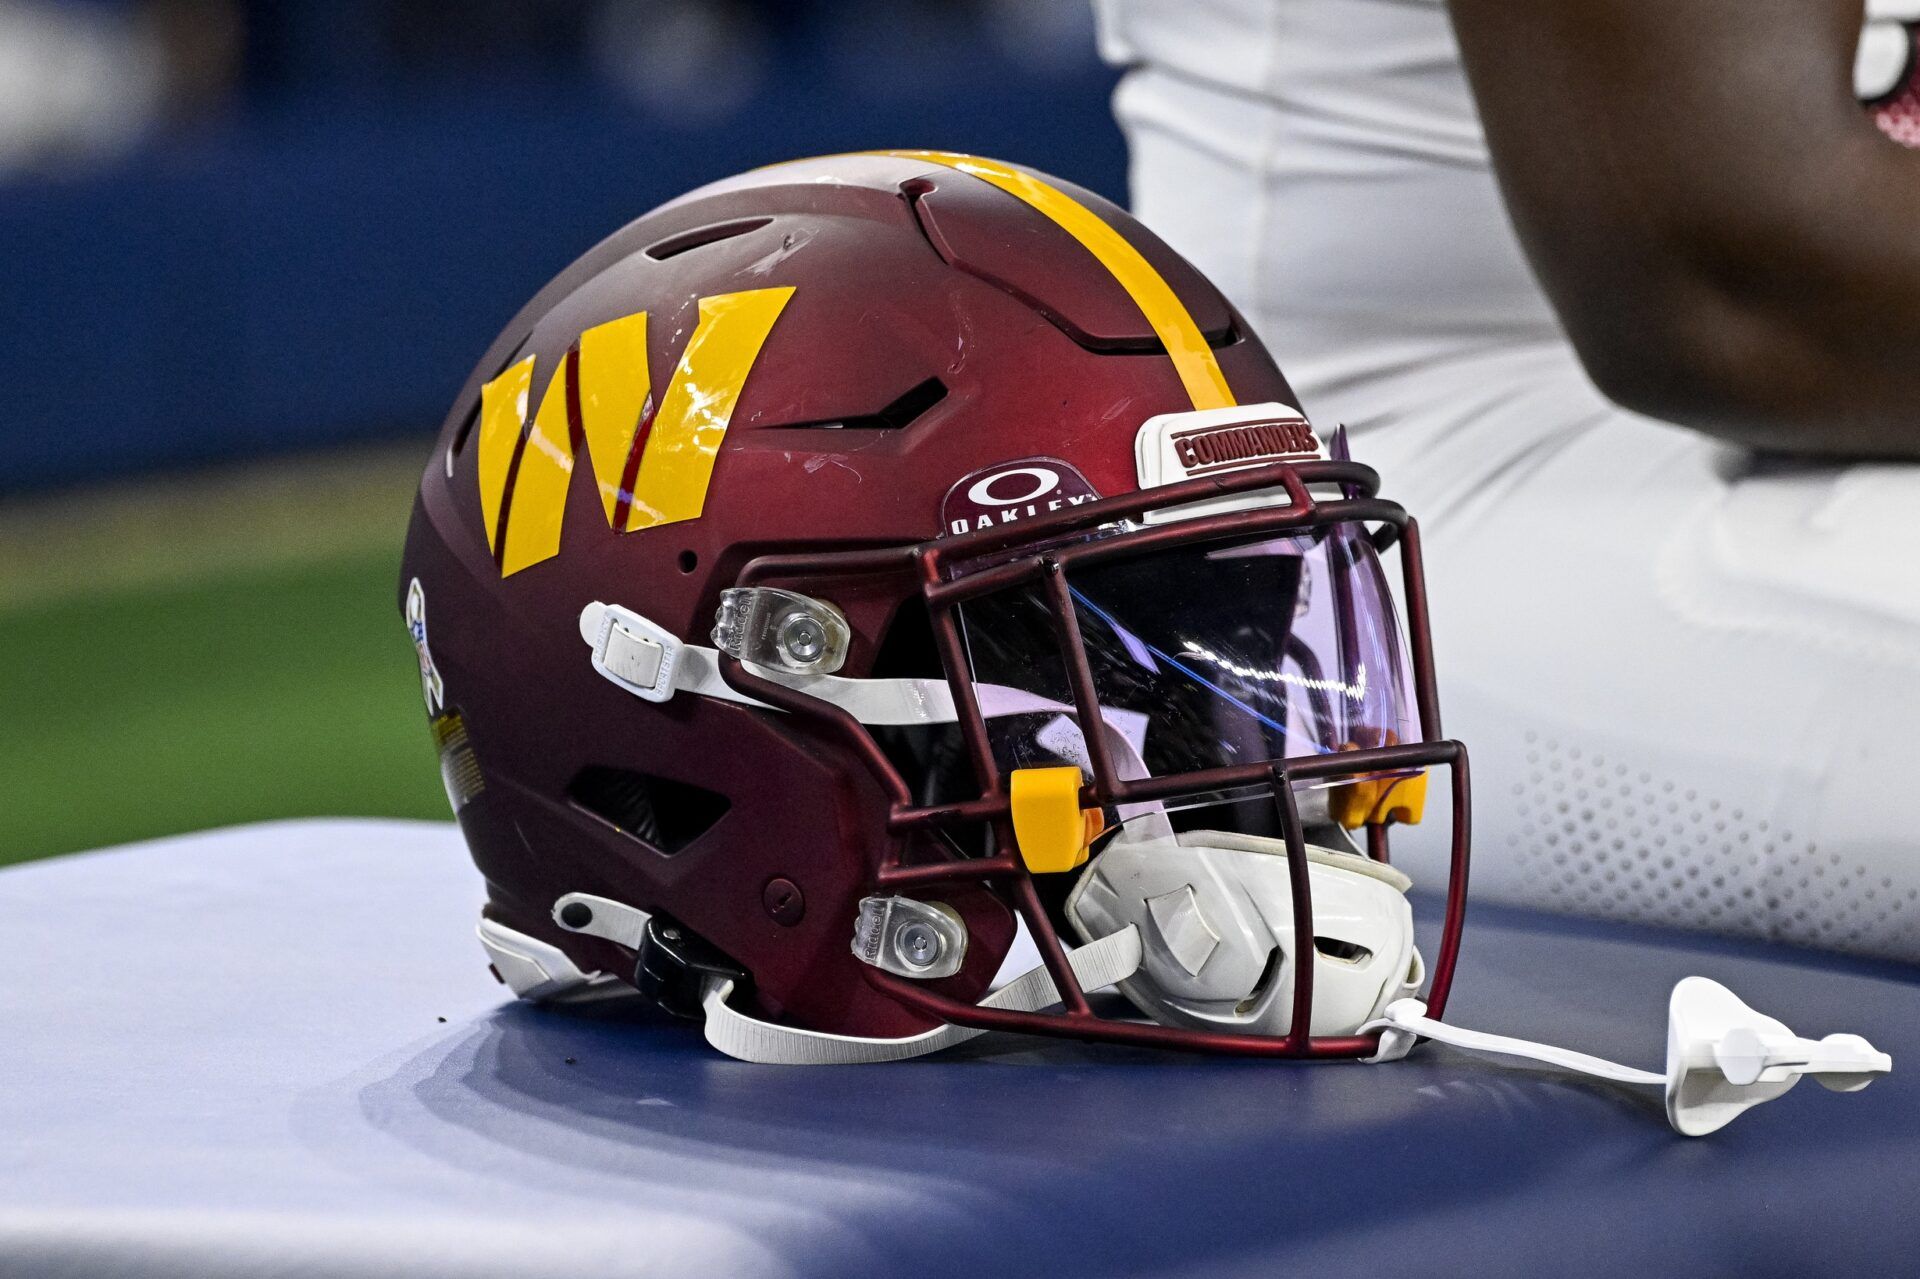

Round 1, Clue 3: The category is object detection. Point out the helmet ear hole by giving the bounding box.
[567,766,730,855]
[677,550,699,574]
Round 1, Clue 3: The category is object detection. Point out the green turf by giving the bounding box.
[0,546,449,866]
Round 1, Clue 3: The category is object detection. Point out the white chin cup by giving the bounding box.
[1066,826,1425,1039]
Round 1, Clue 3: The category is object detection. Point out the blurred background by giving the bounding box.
[0,0,1124,866]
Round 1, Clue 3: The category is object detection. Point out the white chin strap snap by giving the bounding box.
[1363,976,1892,1136]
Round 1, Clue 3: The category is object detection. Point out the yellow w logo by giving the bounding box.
[475,286,794,577]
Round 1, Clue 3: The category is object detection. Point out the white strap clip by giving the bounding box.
[582,603,683,703]
[552,891,654,950]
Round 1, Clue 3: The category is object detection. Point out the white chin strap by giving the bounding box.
[1364,979,1892,1137]
[545,887,1888,1131]
[581,600,980,726]
[549,890,1144,1065]
[701,925,1142,1065]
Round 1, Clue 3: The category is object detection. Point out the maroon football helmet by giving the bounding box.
[400,151,1469,1062]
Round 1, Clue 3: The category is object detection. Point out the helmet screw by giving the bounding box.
[897,920,942,969]
[559,902,593,929]
[762,877,805,926]
[778,614,828,665]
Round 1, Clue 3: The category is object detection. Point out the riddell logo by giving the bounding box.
[940,458,1101,536]
[1169,417,1320,476]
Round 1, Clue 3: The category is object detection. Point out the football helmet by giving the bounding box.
[398,154,1888,1120]
[399,149,1466,1061]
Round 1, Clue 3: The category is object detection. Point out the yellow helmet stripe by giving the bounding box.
[577,310,652,529]
[476,354,536,556]
[500,352,577,577]
[626,285,795,531]
[877,150,1236,411]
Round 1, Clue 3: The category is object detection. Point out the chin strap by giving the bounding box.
[553,888,1144,1065]
[1362,976,1892,1136]
[1363,1001,1666,1084]
[701,925,1144,1065]
[577,601,1158,758]
[582,599,966,724]
[550,884,1889,1132]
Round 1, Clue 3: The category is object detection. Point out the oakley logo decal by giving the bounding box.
[476,287,794,577]
[965,466,1062,508]
[942,457,1100,536]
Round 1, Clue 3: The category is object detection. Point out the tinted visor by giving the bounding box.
[960,524,1419,788]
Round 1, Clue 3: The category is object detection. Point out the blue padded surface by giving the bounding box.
[2,820,1915,1278]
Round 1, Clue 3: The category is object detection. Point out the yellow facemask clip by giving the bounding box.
[1328,770,1429,830]
[1009,766,1103,873]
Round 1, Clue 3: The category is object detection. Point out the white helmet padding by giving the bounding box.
[1066,826,1425,1039]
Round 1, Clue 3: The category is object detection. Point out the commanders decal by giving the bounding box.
[1167,417,1320,477]
[1134,403,1322,490]
[475,286,794,577]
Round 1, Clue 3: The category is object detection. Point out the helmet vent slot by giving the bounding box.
[1235,945,1285,1016]
[1314,937,1372,964]
[1070,319,1241,356]
[773,377,947,432]
[644,216,774,261]
[448,404,479,469]
[567,766,730,855]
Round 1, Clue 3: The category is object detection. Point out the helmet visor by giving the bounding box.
[959,524,1419,788]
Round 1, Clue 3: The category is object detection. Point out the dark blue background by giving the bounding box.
[0,9,1124,492]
